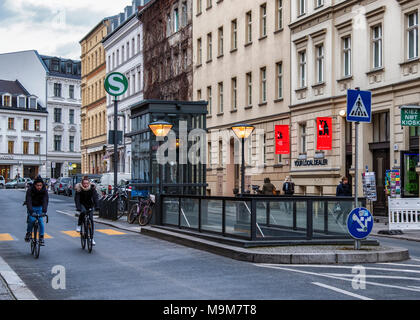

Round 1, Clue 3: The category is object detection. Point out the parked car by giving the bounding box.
[63,181,74,197]
[98,173,131,195]
[54,177,72,195]
[24,178,33,189]
[0,176,5,189]
[5,178,26,189]
[50,178,58,192]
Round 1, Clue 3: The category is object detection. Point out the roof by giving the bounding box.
[79,16,119,43]
[0,79,29,96]
[102,12,140,45]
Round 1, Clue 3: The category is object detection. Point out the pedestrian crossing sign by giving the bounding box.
[347,89,372,123]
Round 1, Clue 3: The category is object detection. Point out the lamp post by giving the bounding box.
[231,123,255,195]
[149,121,173,195]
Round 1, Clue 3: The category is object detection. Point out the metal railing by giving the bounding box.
[159,194,366,241]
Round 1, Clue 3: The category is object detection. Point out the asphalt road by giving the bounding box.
[0,189,420,300]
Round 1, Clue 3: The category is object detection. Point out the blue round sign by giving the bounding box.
[347,207,373,240]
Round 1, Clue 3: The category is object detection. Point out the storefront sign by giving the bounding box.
[385,169,401,198]
[294,159,328,167]
[316,117,332,150]
[401,106,420,126]
[275,125,290,155]
[0,156,14,160]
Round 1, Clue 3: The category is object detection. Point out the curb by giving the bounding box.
[0,257,37,300]
[140,226,410,265]
[89,215,411,265]
[371,232,420,243]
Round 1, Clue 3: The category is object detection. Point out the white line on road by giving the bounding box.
[323,273,420,281]
[375,262,420,268]
[312,282,373,300]
[410,258,420,262]
[255,264,420,294]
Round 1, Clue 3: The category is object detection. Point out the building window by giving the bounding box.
[316,44,324,83]
[343,36,352,77]
[207,0,212,9]
[300,123,307,154]
[174,8,179,33]
[218,26,224,56]
[373,112,390,143]
[127,42,130,59]
[182,2,188,26]
[8,141,14,154]
[34,120,40,131]
[197,0,202,14]
[197,89,202,100]
[54,83,62,97]
[8,118,14,130]
[207,33,213,61]
[246,11,252,44]
[298,0,306,16]
[246,72,252,106]
[69,85,75,99]
[263,133,267,164]
[54,108,62,123]
[260,3,267,38]
[132,38,135,56]
[67,63,72,73]
[218,82,224,113]
[231,19,238,50]
[207,86,212,114]
[371,25,382,69]
[276,0,283,30]
[69,109,75,124]
[408,12,418,60]
[315,0,323,8]
[23,119,29,131]
[69,136,75,152]
[197,38,202,65]
[23,141,29,155]
[299,50,306,88]
[260,67,267,103]
[29,98,36,109]
[231,77,237,110]
[52,59,59,71]
[276,62,283,99]
[18,96,26,108]
[247,137,252,165]
[34,142,40,155]
[54,135,62,152]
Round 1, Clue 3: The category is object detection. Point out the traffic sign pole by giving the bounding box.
[355,87,360,250]
[114,98,118,195]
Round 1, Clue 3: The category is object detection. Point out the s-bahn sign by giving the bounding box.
[104,72,128,97]
[401,106,420,127]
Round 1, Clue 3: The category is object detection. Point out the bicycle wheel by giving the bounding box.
[117,196,126,219]
[30,228,35,255]
[87,218,93,253]
[33,224,40,259]
[139,206,153,226]
[128,204,139,224]
[80,221,86,250]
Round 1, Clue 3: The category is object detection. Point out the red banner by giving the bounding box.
[316,117,332,150]
[275,125,290,155]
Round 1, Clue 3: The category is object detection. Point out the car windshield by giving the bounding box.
[62,178,71,183]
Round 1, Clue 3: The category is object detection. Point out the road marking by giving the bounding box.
[312,282,373,300]
[32,233,52,239]
[375,262,420,268]
[259,264,420,275]
[323,273,420,281]
[411,258,420,262]
[61,231,80,238]
[255,264,420,293]
[96,229,127,235]
[0,233,14,241]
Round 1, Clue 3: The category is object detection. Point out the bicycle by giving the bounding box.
[29,213,48,259]
[110,187,128,220]
[80,208,94,253]
[128,194,156,226]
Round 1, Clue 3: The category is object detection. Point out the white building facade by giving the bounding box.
[0,80,48,180]
[41,56,82,178]
[103,9,144,174]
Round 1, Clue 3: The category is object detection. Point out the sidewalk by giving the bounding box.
[92,215,410,265]
[371,218,420,243]
[0,274,14,300]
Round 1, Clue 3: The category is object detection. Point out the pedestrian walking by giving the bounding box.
[282,176,295,213]
[262,177,276,195]
[335,177,352,224]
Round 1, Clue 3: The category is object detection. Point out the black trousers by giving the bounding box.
[78,206,94,236]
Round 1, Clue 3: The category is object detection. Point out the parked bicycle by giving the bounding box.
[110,186,128,220]
[80,208,94,253]
[29,213,48,259]
[128,194,156,226]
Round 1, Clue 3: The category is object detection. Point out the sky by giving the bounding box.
[0,0,133,60]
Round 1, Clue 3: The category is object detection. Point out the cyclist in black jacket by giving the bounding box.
[74,176,100,245]
[25,176,49,245]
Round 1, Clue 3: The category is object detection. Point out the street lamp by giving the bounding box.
[149,121,173,195]
[231,123,255,195]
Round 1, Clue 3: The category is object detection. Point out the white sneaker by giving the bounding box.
[76,226,81,232]
[92,239,96,246]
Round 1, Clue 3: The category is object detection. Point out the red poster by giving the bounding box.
[275,125,290,155]
[317,117,332,150]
